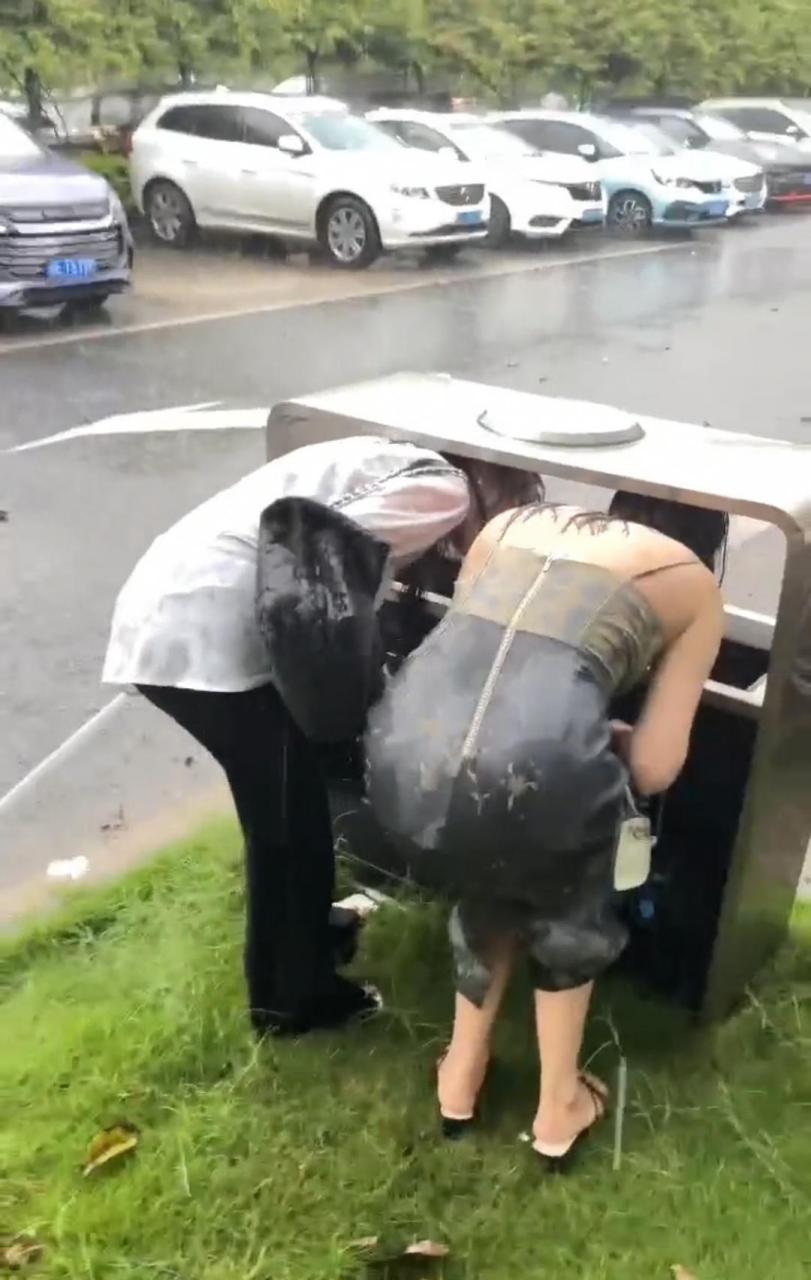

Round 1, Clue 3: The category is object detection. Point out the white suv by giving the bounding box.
[130,92,490,268]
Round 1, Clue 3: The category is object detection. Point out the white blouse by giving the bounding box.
[102,436,470,693]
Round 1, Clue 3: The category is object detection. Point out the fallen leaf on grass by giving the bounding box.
[0,1234,44,1270]
[349,1237,450,1274]
[82,1123,139,1176]
[671,1267,698,1280]
[404,1243,449,1259]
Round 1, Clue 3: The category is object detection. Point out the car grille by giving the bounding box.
[0,226,122,281]
[693,180,723,195]
[734,174,764,193]
[768,167,811,196]
[565,181,601,201]
[435,184,485,206]
[0,200,109,223]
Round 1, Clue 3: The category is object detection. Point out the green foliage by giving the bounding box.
[78,150,136,211]
[1,0,810,105]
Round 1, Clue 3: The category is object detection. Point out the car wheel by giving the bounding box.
[320,196,380,269]
[424,243,463,263]
[607,190,653,234]
[144,179,197,248]
[486,196,512,248]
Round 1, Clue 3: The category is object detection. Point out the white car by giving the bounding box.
[494,112,751,230]
[367,109,602,245]
[627,121,766,218]
[699,98,811,154]
[129,92,490,269]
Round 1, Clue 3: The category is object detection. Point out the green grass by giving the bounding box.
[2,820,811,1280]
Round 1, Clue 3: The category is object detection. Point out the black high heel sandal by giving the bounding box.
[527,1073,608,1173]
[436,1050,491,1140]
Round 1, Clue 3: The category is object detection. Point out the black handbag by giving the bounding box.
[256,496,389,743]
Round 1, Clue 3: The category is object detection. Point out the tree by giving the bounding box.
[0,0,110,121]
[262,0,372,92]
[364,0,430,94]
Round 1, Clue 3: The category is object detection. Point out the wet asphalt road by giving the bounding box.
[1,213,810,856]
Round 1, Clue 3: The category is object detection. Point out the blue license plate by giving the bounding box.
[707,201,727,217]
[581,208,604,222]
[47,258,97,279]
[456,210,482,225]
[803,174,811,185]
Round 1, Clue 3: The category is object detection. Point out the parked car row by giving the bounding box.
[1,90,809,309]
[128,90,811,269]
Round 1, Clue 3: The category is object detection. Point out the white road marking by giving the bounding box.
[0,241,697,357]
[0,693,128,817]
[8,402,267,454]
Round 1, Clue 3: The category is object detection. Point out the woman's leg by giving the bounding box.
[438,921,516,1119]
[532,983,606,1149]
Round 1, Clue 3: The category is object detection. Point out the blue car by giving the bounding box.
[493,111,732,231]
[0,110,133,310]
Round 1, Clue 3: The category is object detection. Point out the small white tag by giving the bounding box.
[47,856,89,882]
[613,815,652,892]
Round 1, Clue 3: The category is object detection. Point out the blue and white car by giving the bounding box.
[0,110,133,310]
[492,111,735,231]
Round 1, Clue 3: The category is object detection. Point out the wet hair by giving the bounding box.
[608,490,729,573]
[440,452,545,544]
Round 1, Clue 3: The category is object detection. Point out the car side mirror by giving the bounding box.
[278,134,307,156]
[577,142,598,160]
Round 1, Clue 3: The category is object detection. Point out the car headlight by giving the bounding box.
[390,184,430,199]
[108,189,127,222]
[651,171,695,188]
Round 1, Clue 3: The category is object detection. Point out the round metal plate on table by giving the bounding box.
[477,399,645,447]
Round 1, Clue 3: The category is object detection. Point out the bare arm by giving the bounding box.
[629,574,725,796]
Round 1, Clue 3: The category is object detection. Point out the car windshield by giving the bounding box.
[0,112,43,160]
[594,118,664,156]
[449,122,537,159]
[296,111,400,152]
[695,113,746,141]
[627,122,678,154]
[789,107,811,133]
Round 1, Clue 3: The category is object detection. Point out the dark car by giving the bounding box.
[0,111,133,311]
[615,106,811,206]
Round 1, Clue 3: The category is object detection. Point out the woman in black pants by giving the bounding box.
[103,435,539,1036]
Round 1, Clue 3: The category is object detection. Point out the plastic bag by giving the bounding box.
[256,496,389,743]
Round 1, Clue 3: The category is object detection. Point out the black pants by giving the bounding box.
[139,682,336,1025]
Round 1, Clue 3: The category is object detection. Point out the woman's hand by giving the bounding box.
[610,719,634,764]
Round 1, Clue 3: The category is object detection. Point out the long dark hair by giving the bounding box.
[608,490,729,573]
[439,452,544,557]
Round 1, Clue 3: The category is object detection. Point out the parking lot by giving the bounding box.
[2,211,810,912]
